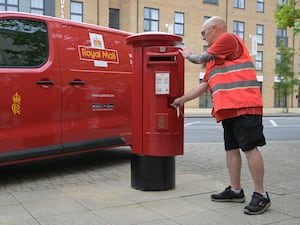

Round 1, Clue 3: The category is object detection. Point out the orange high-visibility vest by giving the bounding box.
[205,34,263,116]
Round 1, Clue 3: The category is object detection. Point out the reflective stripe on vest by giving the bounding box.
[208,61,258,96]
[211,80,259,95]
[208,62,255,79]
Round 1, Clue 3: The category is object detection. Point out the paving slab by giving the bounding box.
[0,140,299,225]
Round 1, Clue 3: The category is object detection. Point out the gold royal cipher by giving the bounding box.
[11,92,21,115]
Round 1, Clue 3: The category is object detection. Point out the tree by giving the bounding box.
[274,0,300,109]
[274,40,298,112]
[274,0,300,35]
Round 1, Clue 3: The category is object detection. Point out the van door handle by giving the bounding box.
[36,80,55,85]
[69,80,86,85]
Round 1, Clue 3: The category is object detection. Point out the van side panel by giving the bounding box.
[58,23,132,149]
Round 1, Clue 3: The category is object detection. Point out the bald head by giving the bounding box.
[201,16,227,45]
[204,16,226,31]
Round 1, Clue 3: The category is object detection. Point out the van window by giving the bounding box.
[0,18,48,67]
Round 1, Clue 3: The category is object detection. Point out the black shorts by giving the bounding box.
[222,115,266,151]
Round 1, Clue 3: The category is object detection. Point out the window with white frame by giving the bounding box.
[0,0,18,11]
[257,0,264,12]
[174,12,184,35]
[31,0,44,15]
[234,0,245,9]
[256,51,263,71]
[70,1,83,22]
[144,7,159,32]
[233,21,245,40]
[256,24,264,45]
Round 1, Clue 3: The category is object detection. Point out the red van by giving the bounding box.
[0,12,133,166]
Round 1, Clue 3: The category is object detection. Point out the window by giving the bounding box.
[298,83,300,108]
[203,16,211,43]
[199,80,212,108]
[0,18,48,67]
[274,80,285,108]
[297,81,300,108]
[70,1,83,22]
[298,55,300,73]
[201,43,209,68]
[278,0,287,5]
[174,12,184,36]
[277,28,288,47]
[256,0,264,12]
[203,0,218,4]
[31,0,44,15]
[144,7,159,32]
[256,24,264,45]
[234,0,245,9]
[233,21,245,40]
[199,46,211,107]
[204,16,211,22]
[257,80,263,93]
[276,53,281,67]
[109,8,120,29]
[0,0,18,11]
[255,51,263,71]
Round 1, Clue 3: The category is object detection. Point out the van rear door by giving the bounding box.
[0,17,61,161]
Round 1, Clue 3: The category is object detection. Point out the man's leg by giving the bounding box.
[211,148,245,202]
[244,147,271,214]
[244,147,264,193]
[226,148,242,190]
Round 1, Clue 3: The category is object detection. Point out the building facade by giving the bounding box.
[1,0,300,108]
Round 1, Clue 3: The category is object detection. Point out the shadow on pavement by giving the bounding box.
[0,147,131,187]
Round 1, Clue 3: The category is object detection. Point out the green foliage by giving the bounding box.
[274,0,300,35]
[274,40,299,108]
[274,0,300,110]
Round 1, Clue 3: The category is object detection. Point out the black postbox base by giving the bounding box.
[131,154,175,191]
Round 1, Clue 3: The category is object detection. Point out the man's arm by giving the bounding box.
[186,53,215,64]
[179,46,215,64]
[171,82,209,108]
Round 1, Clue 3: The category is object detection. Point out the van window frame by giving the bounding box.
[0,17,49,68]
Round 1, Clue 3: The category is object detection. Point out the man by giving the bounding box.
[171,16,271,215]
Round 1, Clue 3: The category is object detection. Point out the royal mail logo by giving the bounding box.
[78,33,119,67]
[78,46,118,63]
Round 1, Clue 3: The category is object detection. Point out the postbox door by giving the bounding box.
[142,46,184,156]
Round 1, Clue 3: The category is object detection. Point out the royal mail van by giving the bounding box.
[0,12,133,166]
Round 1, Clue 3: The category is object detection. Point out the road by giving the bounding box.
[184,116,300,143]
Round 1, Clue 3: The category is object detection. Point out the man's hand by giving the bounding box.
[171,97,184,108]
[178,46,192,59]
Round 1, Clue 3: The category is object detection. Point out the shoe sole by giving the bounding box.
[211,197,246,203]
[244,202,271,215]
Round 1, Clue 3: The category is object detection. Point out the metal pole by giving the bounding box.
[136,0,139,33]
[225,0,228,27]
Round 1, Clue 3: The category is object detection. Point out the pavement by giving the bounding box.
[0,108,299,225]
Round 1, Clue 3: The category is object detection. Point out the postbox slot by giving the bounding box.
[149,56,176,62]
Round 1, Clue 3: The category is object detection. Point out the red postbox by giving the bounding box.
[126,32,184,191]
